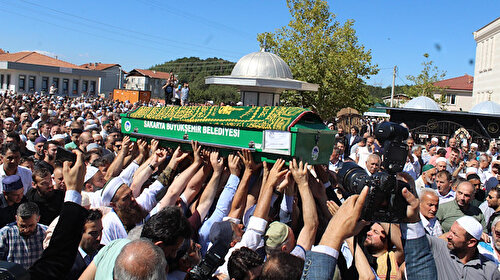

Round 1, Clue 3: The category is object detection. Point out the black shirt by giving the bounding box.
[25,188,64,226]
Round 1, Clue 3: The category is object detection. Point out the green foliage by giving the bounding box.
[150,57,239,103]
[257,0,378,120]
[364,84,412,105]
[405,53,446,98]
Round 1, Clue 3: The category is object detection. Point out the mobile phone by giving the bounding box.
[56,147,77,163]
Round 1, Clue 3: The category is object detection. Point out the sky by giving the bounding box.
[1,0,499,87]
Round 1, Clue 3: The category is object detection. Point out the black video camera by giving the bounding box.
[337,122,414,223]
[187,242,229,280]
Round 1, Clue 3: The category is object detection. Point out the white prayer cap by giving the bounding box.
[431,137,439,143]
[435,157,447,164]
[471,143,478,148]
[3,117,15,123]
[27,127,38,133]
[236,101,243,106]
[456,216,483,240]
[84,124,98,131]
[101,177,127,206]
[465,167,478,174]
[65,121,73,127]
[84,166,99,183]
[52,134,66,141]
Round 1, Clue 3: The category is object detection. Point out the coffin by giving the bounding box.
[121,106,335,164]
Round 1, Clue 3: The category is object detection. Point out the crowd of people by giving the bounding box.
[0,92,498,280]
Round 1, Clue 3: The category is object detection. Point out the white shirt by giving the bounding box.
[101,210,127,245]
[480,200,496,225]
[216,216,268,277]
[420,213,443,237]
[0,165,32,194]
[356,146,371,169]
[437,189,456,204]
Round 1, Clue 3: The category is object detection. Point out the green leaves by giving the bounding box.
[405,53,446,99]
[257,0,377,120]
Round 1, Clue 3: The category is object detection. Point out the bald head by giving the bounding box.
[113,239,166,280]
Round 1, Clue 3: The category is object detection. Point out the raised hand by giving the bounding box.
[167,146,188,170]
[62,150,85,193]
[238,149,262,175]
[191,141,202,164]
[289,158,309,186]
[402,187,420,223]
[228,154,242,177]
[265,159,288,188]
[210,150,224,173]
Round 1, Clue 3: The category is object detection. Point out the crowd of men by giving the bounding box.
[0,92,498,279]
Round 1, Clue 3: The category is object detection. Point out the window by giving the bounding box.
[0,75,3,89]
[52,77,59,91]
[42,77,49,92]
[82,80,88,93]
[90,81,96,94]
[19,75,26,91]
[63,79,69,94]
[28,76,35,92]
[6,75,10,88]
[445,94,456,105]
[72,79,79,94]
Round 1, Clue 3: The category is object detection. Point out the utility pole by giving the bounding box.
[390,65,397,107]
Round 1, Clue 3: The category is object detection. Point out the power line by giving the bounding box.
[2,0,245,59]
[135,0,254,40]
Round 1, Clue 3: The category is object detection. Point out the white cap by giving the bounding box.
[431,137,439,143]
[465,167,478,174]
[471,143,478,148]
[236,101,243,106]
[27,127,38,133]
[84,166,99,183]
[84,124,98,131]
[3,117,15,123]
[65,121,73,127]
[435,157,447,164]
[52,134,66,141]
[101,177,126,206]
[456,216,483,240]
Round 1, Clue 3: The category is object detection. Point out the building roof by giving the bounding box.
[476,17,500,33]
[470,101,500,115]
[434,74,473,91]
[127,69,170,80]
[0,51,85,69]
[80,63,121,71]
[231,51,293,79]
[403,96,441,111]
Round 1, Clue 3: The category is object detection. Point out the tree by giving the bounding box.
[405,53,446,98]
[257,0,378,121]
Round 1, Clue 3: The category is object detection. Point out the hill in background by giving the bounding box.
[150,57,239,104]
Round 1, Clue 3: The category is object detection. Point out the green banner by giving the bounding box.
[127,106,318,131]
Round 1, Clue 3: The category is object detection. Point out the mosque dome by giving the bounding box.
[403,96,441,110]
[470,101,500,115]
[231,51,293,79]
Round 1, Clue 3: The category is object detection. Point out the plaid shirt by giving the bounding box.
[0,222,48,269]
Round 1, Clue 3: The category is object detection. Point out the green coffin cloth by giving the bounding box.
[127,106,320,131]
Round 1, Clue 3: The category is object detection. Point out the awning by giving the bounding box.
[363,111,390,118]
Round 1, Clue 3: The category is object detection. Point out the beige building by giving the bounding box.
[125,69,170,98]
[472,17,500,104]
[0,49,102,96]
[433,74,474,111]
